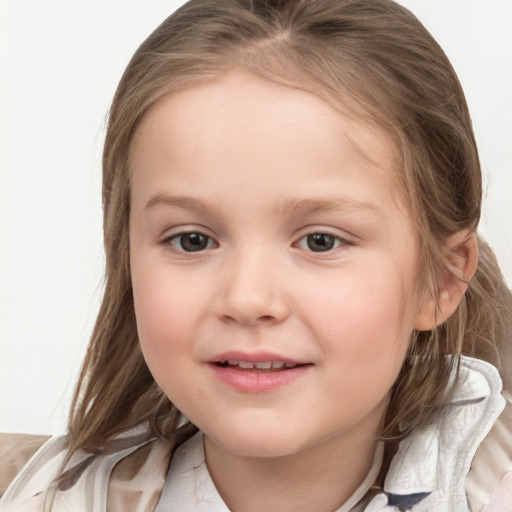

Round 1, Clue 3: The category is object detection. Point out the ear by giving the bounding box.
[414,230,478,331]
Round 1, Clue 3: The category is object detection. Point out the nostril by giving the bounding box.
[221,314,275,325]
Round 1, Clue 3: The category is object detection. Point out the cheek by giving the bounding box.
[303,262,415,370]
[132,270,206,406]
[131,263,199,366]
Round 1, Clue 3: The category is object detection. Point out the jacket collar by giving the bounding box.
[381,356,505,508]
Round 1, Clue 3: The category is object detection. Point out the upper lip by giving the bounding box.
[207,351,306,365]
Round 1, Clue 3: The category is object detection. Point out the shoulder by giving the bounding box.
[375,357,508,511]
[0,433,51,498]
[0,433,67,511]
[0,427,174,512]
[467,366,512,511]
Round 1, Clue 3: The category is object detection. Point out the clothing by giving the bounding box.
[153,432,383,512]
[1,356,511,512]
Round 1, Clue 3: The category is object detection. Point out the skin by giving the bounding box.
[128,70,469,511]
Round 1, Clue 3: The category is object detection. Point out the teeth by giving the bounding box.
[255,361,272,369]
[219,360,297,369]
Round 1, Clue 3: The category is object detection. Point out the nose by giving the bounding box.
[215,249,291,326]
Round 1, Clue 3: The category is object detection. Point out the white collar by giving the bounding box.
[154,432,228,512]
[377,356,505,511]
[155,433,383,512]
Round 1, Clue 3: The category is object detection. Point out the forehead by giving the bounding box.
[129,69,402,214]
[132,70,396,167]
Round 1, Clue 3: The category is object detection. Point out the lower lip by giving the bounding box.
[209,364,310,393]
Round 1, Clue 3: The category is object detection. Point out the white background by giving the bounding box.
[1,0,511,435]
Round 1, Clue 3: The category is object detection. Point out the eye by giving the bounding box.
[296,233,345,252]
[167,232,215,252]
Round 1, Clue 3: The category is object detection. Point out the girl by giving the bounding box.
[1,0,511,510]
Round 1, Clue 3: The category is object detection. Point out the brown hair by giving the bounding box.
[67,0,512,478]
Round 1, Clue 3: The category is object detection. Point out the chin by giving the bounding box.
[203,422,309,459]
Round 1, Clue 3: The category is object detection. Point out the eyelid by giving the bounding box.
[160,224,215,241]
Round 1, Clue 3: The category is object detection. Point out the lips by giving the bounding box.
[208,351,311,392]
[216,360,300,370]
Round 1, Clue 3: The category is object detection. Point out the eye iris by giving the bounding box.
[180,233,208,252]
[307,233,335,252]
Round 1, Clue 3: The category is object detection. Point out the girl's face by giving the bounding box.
[129,70,427,459]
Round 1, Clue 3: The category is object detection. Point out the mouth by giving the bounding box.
[214,360,303,372]
[208,353,311,393]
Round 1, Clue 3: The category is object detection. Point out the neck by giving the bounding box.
[204,423,382,512]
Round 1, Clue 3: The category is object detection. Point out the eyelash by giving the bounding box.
[162,230,350,254]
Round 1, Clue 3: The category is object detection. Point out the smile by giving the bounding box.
[209,354,311,393]
[216,360,300,370]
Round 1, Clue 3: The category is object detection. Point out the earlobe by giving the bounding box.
[414,231,479,332]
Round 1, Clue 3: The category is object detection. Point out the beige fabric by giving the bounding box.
[0,433,49,498]
[107,438,173,512]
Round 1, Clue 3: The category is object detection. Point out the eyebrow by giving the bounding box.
[277,197,385,218]
[145,194,385,218]
[145,194,219,214]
